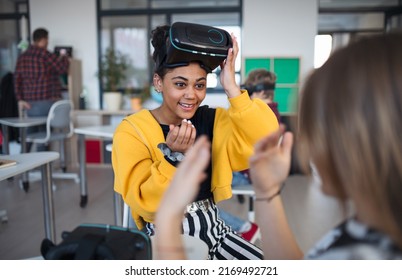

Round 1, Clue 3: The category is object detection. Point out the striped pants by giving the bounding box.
[146,200,263,260]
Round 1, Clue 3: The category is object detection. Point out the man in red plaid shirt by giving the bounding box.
[14,28,70,151]
[14,28,70,119]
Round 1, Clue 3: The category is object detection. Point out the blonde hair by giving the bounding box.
[298,32,402,248]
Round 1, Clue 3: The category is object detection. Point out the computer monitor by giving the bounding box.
[54,46,73,57]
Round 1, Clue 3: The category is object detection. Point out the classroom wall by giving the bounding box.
[30,0,99,109]
[29,0,317,110]
[243,0,317,82]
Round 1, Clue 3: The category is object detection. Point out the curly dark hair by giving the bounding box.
[151,25,170,77]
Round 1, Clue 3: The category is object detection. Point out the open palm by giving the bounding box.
[249,126,293,197]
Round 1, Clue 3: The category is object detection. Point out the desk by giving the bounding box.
[73,125,116,209]
[74,109,133,125]
[0,152,59,241]
[0,117,47,191]
[0,117,47,154]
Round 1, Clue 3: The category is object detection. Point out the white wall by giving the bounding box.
[30,0,99,109]
[243,0,317,82]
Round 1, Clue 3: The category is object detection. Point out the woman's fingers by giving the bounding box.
[181,119,195,145]
[254,125,285,153]
[281,131,294,158]
[166,120,197,152]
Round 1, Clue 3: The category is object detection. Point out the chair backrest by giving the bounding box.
[44,100,74,140]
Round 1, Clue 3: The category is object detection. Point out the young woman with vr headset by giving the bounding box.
[112,22,279,259]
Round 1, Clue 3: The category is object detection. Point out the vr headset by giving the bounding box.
[242,82,276,95]
[156,22,233,73]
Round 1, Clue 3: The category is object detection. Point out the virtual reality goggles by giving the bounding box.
[242,82,276,95]
[155,22,233,73]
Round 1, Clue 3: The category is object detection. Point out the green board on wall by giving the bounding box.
[243,57,300,113]
[275,87,299,114]
[274,58,300,84]
[244,58,271,77]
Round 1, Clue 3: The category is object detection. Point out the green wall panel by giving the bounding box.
[274,58,300,84]
[244,58,271,77]
[244,56,300,113]
[274,87,298,113]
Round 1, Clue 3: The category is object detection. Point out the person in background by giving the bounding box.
[112,23,279,260]
[243,69,280,123]
[219,69,280,243]
[155,32,402,260]
[14,27,70,150]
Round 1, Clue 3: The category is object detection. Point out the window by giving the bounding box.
[0,0,29,78]
[314,34,332,68]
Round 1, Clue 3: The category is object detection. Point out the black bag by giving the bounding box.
[0,72,19,144]
[41,223,152,260]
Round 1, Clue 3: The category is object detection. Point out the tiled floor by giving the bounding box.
[0,166,115,259]
[0,164,347,260]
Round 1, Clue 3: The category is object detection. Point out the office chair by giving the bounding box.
[25,100,79,184]
[122,200,137,229]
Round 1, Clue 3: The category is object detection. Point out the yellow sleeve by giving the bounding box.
[214,90,279,172]
[112,117,176,228]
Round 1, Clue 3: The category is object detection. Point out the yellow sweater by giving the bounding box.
[112,91,278,229]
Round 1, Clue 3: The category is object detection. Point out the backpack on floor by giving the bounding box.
[41,223,152,260]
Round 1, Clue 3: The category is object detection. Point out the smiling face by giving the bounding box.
[154,62,207,125]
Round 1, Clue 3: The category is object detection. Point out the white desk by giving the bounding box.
[0,117,47,154]
[73,109,133,125]
[0,117,47,191]
[0,152,59,242]
[73,125,116,209]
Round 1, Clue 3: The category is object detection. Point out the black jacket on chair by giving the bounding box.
[0,72,19,144]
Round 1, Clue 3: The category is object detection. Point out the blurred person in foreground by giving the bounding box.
[219,69,280,243]
[155,32,402,260]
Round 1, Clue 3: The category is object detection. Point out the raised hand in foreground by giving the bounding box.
[249,126,303,259]
[154,136,210,259]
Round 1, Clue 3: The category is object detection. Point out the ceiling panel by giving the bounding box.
[319,0,399,8]
[318,0,401,33]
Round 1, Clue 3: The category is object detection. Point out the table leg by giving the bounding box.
[41,163,56,242]
[248,196,255,222]
[20,127,30,192]
[113,192,123,226]
[78,134,88,207]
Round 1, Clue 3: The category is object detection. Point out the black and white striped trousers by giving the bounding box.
[146,199,263,260]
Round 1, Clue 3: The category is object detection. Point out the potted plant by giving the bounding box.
[98,47,131,110]
[124,84,151,111]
